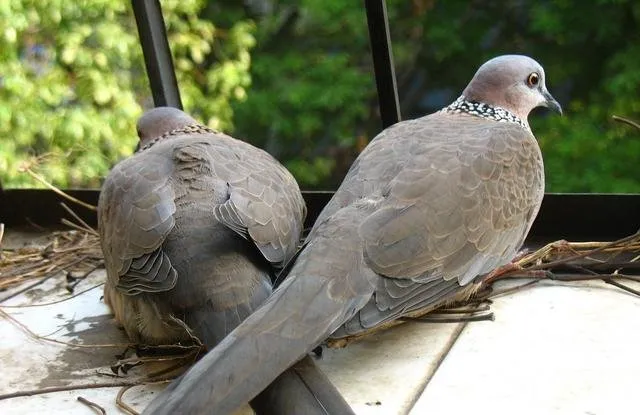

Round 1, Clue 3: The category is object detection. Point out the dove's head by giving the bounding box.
[462,55,562,121]
[136,107,198,147]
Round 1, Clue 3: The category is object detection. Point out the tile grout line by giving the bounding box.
[402,319,472,414]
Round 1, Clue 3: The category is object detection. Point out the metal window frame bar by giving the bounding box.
[131,0,182,109]
[0,190,638,242]
[364,0,401,129]
[133,0,401,126]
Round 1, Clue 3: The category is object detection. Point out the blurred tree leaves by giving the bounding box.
[230,0,376,187]
[1,0,639,193]
[0,0,254,187]
[232,0,639,191]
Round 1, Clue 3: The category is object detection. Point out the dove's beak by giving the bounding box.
[542,89,562,115]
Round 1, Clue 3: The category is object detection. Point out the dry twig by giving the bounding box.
[77,396,107,415]
[116,386,139,415]
[60,202,99,236]
[0,306,132,349]
[1,167,101,293]
[480,231,640,300]
[613,115,640,131]
[0,230,103,292]
[0,378,173,401]
[17,161,96,211]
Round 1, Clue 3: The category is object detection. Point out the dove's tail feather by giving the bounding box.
[141,267,360,415]
[252,356,354,415]
[186,306,354,415]
[173,278,354,415]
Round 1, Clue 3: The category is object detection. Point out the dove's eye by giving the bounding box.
[527,72,540,87]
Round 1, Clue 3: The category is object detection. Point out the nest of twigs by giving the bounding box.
[0,158,104,293]
[484,233,640,296]
[0,228,102,292]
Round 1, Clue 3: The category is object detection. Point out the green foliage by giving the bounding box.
[2,0,639,194]
[232,0,640,192]
[524,1,640,192]
[0,0,254,188]
[230,0,376,188]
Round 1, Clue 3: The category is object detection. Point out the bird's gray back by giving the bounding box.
[308,112,544,337]
[99,131,305,345]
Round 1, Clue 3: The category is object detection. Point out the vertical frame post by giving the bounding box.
[364,0,401,129]
[131,0,183,109]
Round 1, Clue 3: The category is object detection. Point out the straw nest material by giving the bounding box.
[0,227,103,292]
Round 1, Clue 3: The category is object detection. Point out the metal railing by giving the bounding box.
[130,0,400,128]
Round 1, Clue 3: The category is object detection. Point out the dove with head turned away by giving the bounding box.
[98,107,355,415]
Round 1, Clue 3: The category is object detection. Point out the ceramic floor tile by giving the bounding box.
[317,319,466,414]
[410,280,640,415]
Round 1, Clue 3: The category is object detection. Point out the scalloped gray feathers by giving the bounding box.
[98,119,306,348]
[99,109,364,415]
[98,151,178,295]
[99,133,305,297]
[139,55,560,415]
[330,113,544,335]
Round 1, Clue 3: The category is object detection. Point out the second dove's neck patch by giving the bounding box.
[442,96,528,129]
[139,124,218,152]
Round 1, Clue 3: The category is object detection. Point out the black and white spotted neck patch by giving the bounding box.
[441,96,528,130]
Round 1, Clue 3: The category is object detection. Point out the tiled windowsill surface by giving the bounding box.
[1,230,638,414]
[412,280,640,415]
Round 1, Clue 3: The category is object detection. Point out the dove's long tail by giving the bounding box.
[143,216,372,415]
[188,304,355,415]
[161,276,355,414]
[142,276,347,414]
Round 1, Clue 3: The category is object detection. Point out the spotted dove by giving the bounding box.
[98,107,354,414]
[142,55,562,414]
